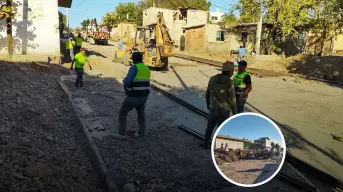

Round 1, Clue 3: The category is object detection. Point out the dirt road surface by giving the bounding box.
[0,62,105,192]
[79,41,343,183]
[59,41,341,191]
[218,159,278,185]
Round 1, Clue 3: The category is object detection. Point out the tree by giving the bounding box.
[136,0,150,26]
[144,0,211,11]
[113,2,139,24]
[58,11,67,37]
[236,0,262,23]
[270,142,275,159]
[310,0,343,55]
[102,12,116,28]
[80,19,90,31]
[220,13,239,31]
[275,143,280,165]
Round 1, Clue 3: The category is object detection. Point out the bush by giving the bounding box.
[274,47,283,55]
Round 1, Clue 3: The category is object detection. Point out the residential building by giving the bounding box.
[254,137,272,149]
[0,0,72,62]
[215,134,253,151]
[142,5,207,47]
[209,8,224,24]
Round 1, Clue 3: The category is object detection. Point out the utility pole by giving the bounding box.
[6,0,13,60]
[255,0,263,55]
[66,8,69,38]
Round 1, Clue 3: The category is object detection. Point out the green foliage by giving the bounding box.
[221,13,239,28]
[236,0,262,23]
[80,19,90,31]
[58,11,67,37]
[310,0,343,36]
[102,12,116,28]
[136,0,150,26]
[144,0,211,11]
[114,2,139,23]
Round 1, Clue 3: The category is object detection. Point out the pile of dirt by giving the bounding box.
[179,50,343,81]
[214,150,238,165]
[0,62,104,191]
[282,54,343,81]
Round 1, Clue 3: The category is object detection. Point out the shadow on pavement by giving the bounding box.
[237,168,263,173]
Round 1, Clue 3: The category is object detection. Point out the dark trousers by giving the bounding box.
[75,46,81,54]
[204,108,230,145]
[75,68,84,87]
[236,95,247,114]
[119,98,148,136]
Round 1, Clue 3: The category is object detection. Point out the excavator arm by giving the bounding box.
[153,12,174,68]
[156,12,174,57]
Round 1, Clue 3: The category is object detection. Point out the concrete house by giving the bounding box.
[209,8,224,24]
[143,5,208,47]
[254,137,272,149]
[215,134,253,151]
[0,0,72,61]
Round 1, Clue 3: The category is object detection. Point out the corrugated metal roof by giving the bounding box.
[216,134,253,143]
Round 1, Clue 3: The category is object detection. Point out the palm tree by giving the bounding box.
[275,144,280,166]
[270,142,275,161]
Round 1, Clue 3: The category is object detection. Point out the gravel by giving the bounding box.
[0,62,105,192]
[66,79,233,192]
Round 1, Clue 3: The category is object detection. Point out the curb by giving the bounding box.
[57,77,119,192]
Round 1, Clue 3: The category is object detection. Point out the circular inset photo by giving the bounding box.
[211,112,286,187]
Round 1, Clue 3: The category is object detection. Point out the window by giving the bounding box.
[216,31,224,41]
[211,16,218,20]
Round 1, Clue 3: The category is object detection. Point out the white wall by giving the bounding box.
[209,12,224,23]
[143,7,186,47]
[186,10,208,27]
[0,0,60,56]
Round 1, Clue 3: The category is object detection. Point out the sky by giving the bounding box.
[58,0,238,28]
[218,114,285,148]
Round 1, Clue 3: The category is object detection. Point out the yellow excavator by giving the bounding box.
[116,12,174,69]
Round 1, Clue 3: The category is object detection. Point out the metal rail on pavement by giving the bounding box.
[150,82,343,190]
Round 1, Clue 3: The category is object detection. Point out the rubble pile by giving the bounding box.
[214,149,238,165]
[0,62,104,191]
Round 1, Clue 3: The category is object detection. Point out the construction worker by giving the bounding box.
[70,48,92,87]
[238,45,246,61]
[65,37,74,62]
[114,52,150,139]
[118,38,123,50]
[203,61,237,149]
[233,60,252,113]
[74,33,83,54]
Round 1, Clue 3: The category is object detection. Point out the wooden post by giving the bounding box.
[6,0,13,60]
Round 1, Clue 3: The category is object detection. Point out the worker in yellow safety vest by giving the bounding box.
[233,60,252,113]
[114,52,151,140]
[70,48,92,88]
[74,33,84,54]
[65,37,74,62]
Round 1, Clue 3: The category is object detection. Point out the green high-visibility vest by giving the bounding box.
[127,63,151,97]
[233,71,249,95]
[75,37,83,46]
[65,40,73,49]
